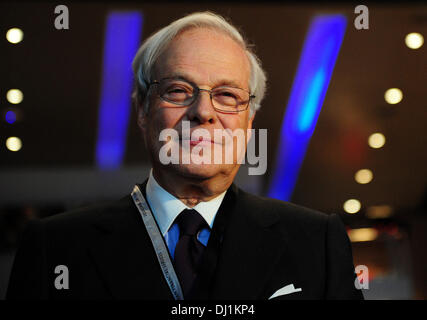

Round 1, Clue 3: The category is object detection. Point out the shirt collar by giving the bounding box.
[145,169,227,236]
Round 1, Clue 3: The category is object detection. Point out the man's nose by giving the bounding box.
[186,89,216,124]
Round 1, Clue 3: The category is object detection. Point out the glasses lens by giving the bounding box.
[158,79,194,105]
[212,87,250,112]
[155,79,251,112]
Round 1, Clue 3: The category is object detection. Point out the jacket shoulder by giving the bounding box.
[40,195,135,231]
[237,187,329,225]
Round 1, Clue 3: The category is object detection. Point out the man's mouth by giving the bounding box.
[184,137,214,146]
[179,136,222,146]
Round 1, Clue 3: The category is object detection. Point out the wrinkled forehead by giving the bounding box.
[152,27,251,88]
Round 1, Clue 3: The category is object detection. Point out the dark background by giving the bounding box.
[0,1,426,299]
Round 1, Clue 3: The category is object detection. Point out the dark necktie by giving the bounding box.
[174,209,209,298]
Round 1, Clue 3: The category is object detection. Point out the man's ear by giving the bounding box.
[247,111,256,141]
[137,103,147,133]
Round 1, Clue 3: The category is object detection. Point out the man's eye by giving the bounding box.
[215,90,238,99]
[215,90,241,101]
[220,91,237,98]
[162,84,193,103]
[166,86,191,94]
[168,87,182,92]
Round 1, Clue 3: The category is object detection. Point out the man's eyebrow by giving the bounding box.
[159,74,246,89]
[159,74,188,81]
[214,79,245,89]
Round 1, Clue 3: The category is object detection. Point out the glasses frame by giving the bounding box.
[148,78,255,114]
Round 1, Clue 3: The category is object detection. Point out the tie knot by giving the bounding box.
[176,209,208,237]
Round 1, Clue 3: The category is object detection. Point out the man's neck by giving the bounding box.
[152,167,236,207]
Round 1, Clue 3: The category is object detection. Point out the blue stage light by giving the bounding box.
[5,110,17,124]
[95,12,143,170]
[268,15,347,201]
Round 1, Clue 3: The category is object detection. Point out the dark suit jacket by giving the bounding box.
[6,182,363,300]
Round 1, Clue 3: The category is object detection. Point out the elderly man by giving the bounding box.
[7,11,363,300]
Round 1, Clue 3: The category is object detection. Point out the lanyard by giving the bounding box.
[130,184,184,300]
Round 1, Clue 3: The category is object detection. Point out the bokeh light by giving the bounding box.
[6,89,24,104]
[6,136,22,151]
[355,169,373,184]
[384,88,403,104]
[368,133,386,149]
[348,228,378,242]
[6,28,24,44]
[343,199,361,214]
[366,205,393,219]
[405,32,424,49]
[5,110,17,124]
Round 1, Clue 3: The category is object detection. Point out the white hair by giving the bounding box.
[131,11,267,118]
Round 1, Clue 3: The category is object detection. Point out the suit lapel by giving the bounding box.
[211,187,289,299]
[87,182,173,299]
[86,182,296,300]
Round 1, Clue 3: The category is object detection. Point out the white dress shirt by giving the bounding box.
[145,169,227,259]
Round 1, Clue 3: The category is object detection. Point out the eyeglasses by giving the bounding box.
[148,78,255,113]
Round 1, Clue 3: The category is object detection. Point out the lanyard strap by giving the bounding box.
[131,184,184,300]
